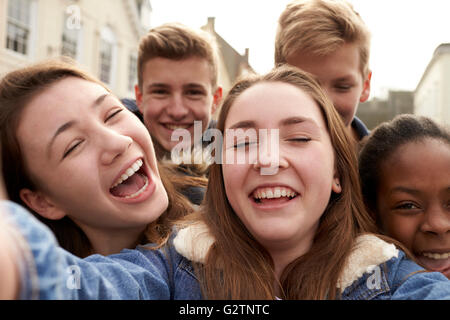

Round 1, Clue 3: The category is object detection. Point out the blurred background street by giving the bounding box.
[1,0,449,127]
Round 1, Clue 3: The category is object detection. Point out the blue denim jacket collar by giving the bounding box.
[173,222,400,295]
[3,200,450,300]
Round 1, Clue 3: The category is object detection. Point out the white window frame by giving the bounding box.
[128,53,138,92]
[61,12,83,62]
[5,0,35,57]
[99,26,117,88]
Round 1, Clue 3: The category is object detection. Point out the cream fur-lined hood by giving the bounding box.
[173,221,399,292]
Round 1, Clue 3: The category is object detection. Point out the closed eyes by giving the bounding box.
[62,140,83,159]
[288,137,311,143]
[233,140,257,149]
[105,108,123,122]
[62,108,123,159]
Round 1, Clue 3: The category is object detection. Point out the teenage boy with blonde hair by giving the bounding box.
[275,0,372,143]
[134,23,222,160]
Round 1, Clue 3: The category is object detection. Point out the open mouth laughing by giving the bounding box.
[416,249,450,278]
[109,158,151,200]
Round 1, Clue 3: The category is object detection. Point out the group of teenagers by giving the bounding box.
[0,0,449,300]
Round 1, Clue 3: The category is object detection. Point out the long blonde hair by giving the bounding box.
[191,65,376,299]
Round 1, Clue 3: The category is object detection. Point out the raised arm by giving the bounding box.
[0,200,176,300]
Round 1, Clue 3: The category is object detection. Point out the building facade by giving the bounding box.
[414,43,450,125]
[1,2,252,101]
[357,90,414,130]
[202,17,253,95]
[0,0,152,99]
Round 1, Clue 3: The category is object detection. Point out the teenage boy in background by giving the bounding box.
[134,23,222,161]
[275,0,372,144]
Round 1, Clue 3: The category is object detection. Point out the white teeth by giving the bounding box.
[111,159,144,188]
[422,252,450,260]
[165,124,190,130]
[253,187,297,200]
[274,188,281,198]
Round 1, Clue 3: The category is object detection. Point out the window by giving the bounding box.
[99,41,113,84]
[6,0,31,55]
[61,5,82,61]
[128,54,138,91]
[61,25,78,59]
[61,15,80,59]
[99,27,116,86]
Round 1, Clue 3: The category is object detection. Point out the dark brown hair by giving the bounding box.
[359,114,450,222]
[0,59,205,257]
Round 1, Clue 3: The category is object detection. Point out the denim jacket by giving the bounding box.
[2,200,450,300]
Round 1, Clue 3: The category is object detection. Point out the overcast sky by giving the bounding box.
[150,0,450,100]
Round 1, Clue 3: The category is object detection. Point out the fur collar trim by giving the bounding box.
[173,222,215,264]
[336,234,398,292]
[173,222,399,291]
